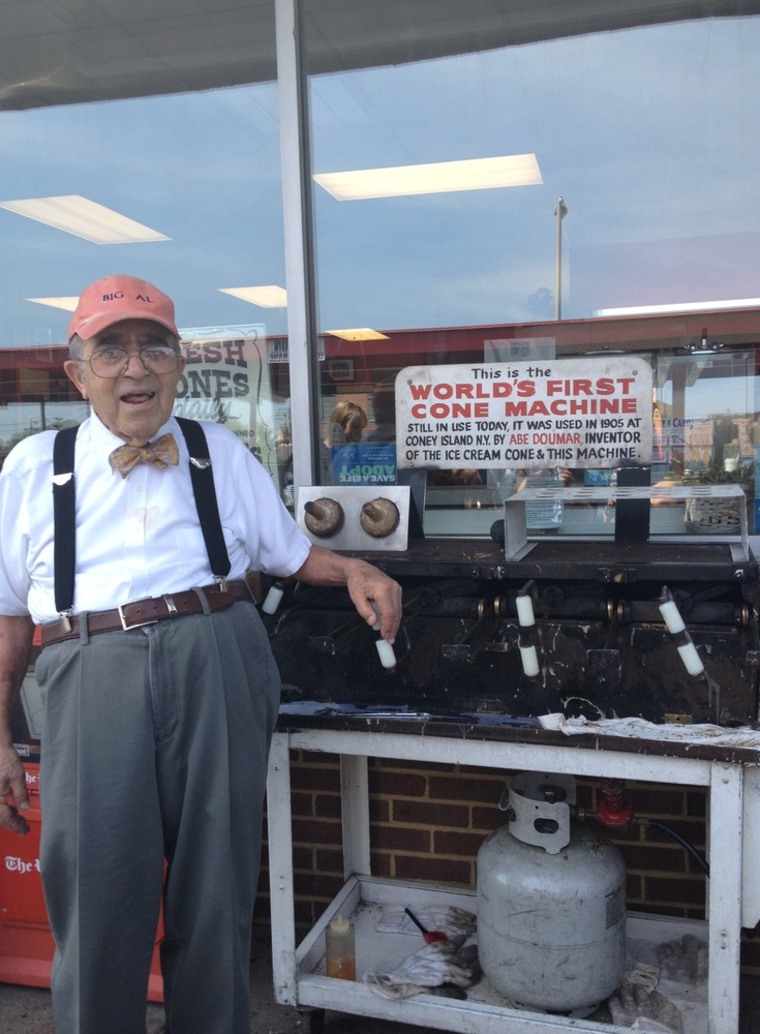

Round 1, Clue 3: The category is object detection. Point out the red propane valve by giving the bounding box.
[597,778,634,830]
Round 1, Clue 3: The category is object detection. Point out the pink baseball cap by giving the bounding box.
[68,274,180,343]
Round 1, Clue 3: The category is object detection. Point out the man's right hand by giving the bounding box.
[0,613,35,835]
[0,742,30,835]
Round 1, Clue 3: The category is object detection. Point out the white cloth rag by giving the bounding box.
[363,938,479,1001]
[539,712,760,748]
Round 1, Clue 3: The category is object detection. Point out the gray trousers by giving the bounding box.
[35,599,280,1034]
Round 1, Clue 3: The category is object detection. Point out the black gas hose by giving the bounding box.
[638,817,710,878]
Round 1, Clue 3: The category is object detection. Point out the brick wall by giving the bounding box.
[258,751,760,974]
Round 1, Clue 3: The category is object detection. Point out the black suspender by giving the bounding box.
[51,420,231,619]
[52,426,78,618]
[174,418,231,584]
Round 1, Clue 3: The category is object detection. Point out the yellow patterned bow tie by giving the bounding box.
[110,433,180,478]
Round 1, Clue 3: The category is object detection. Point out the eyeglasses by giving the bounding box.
[82,345,181,378]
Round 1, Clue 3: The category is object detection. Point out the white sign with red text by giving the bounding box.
[395,357,652,470]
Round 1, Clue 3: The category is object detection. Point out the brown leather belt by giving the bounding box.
[41,581,253,648]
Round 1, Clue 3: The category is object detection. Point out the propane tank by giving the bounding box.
[477,772,626,1014]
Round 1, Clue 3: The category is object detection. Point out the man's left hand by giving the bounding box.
[345,560,403,643]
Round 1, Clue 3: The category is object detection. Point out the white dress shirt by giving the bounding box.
[0,413,311,624]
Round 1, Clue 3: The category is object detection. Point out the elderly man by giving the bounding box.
[0,274,402,1034]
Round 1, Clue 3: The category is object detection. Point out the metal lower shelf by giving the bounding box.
[292,874,709,1034]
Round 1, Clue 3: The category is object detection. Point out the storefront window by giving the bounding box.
[2,4,759,537]
[303,5,760,535]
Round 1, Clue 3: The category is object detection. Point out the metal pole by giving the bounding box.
[276,0,320,488]
[554,197,567,320]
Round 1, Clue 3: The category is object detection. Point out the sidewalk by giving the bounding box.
[0,931,440,1034]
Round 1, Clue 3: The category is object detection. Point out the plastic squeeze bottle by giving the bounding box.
[325,916,356,980]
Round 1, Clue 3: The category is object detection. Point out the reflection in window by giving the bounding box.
[304,7,760,533]
[0,82,292,498]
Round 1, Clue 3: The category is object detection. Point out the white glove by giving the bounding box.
[363,939,479,1001]
[375,905,476,944]
[657,934,708,984]
[621,957,660,994]
[608,985,683,1033]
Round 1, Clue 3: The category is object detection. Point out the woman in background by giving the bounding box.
[322,400,368,483]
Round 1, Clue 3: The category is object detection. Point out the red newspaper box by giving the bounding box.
[0,763,164,1002]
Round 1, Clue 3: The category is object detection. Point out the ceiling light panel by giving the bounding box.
[314,154,542,200]
[326,328,390,341]
[595,298,760,317]
[26,296,80,312]
[220,285,288,307]
[0,195,170,244]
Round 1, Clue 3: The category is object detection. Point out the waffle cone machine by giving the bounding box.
[264,479,760,727]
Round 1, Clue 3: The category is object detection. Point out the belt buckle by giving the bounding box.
[118,597,160,631]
